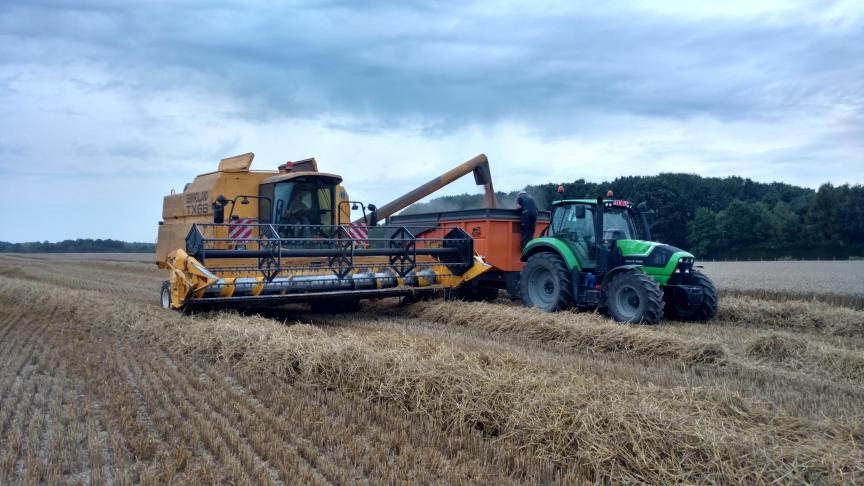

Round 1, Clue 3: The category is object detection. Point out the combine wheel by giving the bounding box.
[519,252,573,312]
[606,270,664,324]
[666,270,718,321]
[160,281,172,310]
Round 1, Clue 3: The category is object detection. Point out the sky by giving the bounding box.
[0,0,862,242]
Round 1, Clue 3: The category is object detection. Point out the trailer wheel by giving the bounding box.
[666,271,718,321]
[160,281,172,310]
[606,270,664,324]
[519,252,573,312]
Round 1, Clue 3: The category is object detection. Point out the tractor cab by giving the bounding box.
[546,197,651,266]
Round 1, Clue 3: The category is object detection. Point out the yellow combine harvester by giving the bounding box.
[157,152,498,311]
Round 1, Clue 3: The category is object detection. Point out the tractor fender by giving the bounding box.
[600,265,644,290]
[520,239,580,271]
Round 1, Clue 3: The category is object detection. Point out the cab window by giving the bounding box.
[552,205,595,246]
[602,209,637,240]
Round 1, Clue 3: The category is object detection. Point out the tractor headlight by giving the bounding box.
[675,257,694,274]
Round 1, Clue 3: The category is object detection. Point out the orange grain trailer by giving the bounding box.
[389,208,550,299]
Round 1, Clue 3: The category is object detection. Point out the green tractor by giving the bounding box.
[519,194,717,323]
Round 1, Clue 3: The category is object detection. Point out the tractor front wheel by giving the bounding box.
[519,252,573,312]
[666,270,718,321]
[606,271,665,324]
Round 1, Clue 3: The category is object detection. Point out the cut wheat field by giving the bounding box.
[0,254,863,484]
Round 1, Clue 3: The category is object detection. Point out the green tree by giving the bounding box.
[717,200,774,251]
[687,208,719,257]
[770,201,800,247]
[807,183,844,243]
[844,185,864,245]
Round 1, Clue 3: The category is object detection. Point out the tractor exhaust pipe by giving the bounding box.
[636,202,652,241]
[594,196,605,244]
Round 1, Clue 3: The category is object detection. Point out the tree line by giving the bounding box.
[404,174,864,259]
[0,239,155,253]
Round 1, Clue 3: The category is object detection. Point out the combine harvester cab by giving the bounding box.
[157,153,497,311]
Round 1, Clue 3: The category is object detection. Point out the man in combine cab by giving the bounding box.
[516,191,538,249]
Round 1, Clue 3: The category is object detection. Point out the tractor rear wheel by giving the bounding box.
[606,270,664,324]
[666,270,718,321]
[519,252,573,312]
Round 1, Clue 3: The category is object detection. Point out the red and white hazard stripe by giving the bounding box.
[345,222,368,241]
[228,218,255,240]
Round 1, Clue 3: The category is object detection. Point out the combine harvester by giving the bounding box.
[157,153,717,323]
[157,153,505,312]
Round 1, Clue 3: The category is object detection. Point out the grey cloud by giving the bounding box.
[2,0,861,133]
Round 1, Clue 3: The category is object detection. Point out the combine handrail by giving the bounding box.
[186,223,475,280]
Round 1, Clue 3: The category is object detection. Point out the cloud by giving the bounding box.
[0,0,861,241]
[3,1,862,126]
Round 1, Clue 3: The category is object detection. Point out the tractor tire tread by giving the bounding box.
[690,270,718,321]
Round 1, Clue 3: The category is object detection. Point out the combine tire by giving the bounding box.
[666,270,718,321]
[606,270,664,324]
[160,281,171,310]
[519,252,573,312]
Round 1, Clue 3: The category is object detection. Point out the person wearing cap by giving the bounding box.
[516,191,538,249]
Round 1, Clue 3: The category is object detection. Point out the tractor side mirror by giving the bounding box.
[574,205,586,219]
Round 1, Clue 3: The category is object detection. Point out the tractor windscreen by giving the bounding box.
[602,208,637,240]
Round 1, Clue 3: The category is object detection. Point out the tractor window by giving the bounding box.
[603,208,637,240]
[552,205,596,246]
[551,204,639,243]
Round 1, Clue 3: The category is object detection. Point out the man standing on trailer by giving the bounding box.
[516,190,538,250]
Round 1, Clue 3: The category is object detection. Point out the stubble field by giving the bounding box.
[0,253,862,484]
